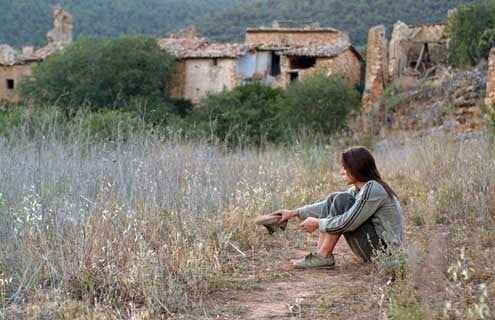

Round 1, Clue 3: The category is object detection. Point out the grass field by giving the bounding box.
[0,112,493,319]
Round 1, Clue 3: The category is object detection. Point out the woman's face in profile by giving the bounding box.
[340,165,357,185]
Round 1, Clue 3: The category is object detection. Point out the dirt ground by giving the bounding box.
[206,227,389,320]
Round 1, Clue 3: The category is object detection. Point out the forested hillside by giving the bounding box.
[1,0,476,48]
[197,0,476,44]
[0,0,238,48]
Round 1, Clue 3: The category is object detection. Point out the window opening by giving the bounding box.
[289,72,299,82]
[6,79,14,90]
[289,56,316,69]
[270,52,281,76]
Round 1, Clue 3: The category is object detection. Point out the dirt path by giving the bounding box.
[209,230,388,319]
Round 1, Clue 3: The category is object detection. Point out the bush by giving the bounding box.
[277,73,361,137]
[190,83,283,145]
[76,110,143,141]
[20,36,176,115]
[447,1,495,68]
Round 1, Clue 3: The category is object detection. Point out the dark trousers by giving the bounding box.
[320,192,383,262]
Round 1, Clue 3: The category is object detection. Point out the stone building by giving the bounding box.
[389,21,447,82]
[0,6,73,102]
[363,21,448,109]
[160,22,363,104]
[242,25,362,88]
[158,29,256,104]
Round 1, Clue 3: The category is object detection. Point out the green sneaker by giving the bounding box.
[254,215,288,234]
[293,253,335,269]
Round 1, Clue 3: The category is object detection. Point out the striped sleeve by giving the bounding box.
[319,181,385,233]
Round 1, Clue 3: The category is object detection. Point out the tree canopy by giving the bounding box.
[21,36,176,114]
[0,0,476,48]
[447,1,495,67]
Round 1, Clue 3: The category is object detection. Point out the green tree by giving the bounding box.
[21,35,176,115]
[189,83,283,145]
[277,73,361,136]
[447,1,495,67]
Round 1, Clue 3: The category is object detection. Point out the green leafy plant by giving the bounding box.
[447,1,495,68]
[20,36,176,116]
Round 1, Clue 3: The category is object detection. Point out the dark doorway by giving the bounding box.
[270,52,281,76]
[289,72,299,82]
[6,79,14,90]
[289,56,316,69]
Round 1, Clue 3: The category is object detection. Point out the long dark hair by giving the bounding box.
[340,146,397,199]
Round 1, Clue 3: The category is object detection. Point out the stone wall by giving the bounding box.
[0,64,33,102]
[182,58,239,104]
[389,22,447,81]
[314,49,361,87]
[486,48,495,108]
[362,25,388,111]
[245,30,350,46]
[168,60,187,99]
[267,49,361,89]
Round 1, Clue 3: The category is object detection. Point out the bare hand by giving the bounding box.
[270,209,298,223]
[299,217,319,233]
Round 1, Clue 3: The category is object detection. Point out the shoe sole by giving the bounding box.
[293,264,335,270]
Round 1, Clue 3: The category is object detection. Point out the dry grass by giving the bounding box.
[0,117,494,319]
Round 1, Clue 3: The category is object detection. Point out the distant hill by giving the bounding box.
[196,0,476,44]
[0,0,239,48]
[0,0,476,48]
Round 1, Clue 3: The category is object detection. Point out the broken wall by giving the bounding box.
[314,50,361,87]
[245,30,350,46]
[486,48,495,108]
[0,64,34,102]
[389,22,447,81]
[363,25,388,111]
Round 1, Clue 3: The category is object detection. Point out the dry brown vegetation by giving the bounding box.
[0,116,493,319]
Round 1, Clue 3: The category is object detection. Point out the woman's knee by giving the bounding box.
[332,192,355,214]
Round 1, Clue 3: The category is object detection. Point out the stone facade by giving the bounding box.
[162,25,362,104]
[0,64,34,102]
[389,22,447,82]
[486,48,495,108]
[173,58,239,104]
[245,28,350,46]
[0,6,73,102]
[363,25,388,111]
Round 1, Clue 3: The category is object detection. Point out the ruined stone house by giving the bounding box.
[0,6,73,103]
[363,21,448,109]
[159,22,363,104]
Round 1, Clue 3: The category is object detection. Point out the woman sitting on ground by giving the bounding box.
[271,146,403,269]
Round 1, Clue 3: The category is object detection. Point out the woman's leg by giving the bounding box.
[315,192,355,256]
[317,232,342,258]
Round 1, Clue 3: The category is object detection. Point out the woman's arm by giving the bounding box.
[319,181,385,233]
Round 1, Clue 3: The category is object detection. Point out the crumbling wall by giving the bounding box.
[362,25,388,111]
[0,45,18,66]
[0,64,34,102]
[486,48,495,108]
[314,49,362,87]
[389,22,447,81]
[183,58,239,104]
[389,21,410,81]
[47,5,73,46]
[245,30,350,46]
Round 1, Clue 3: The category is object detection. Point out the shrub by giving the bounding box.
[20,36,176,115]
[277,73,361,137]
[447,1,495,68]
[190,83,283,145]
[76,110,142,141]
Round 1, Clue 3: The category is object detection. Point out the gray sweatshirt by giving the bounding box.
[297,180,404,245]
